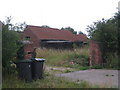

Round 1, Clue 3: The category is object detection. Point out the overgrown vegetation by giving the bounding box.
[36,46,90,70]
[2,12,119,88]
[2,17,23,73]
[3,71,113,88]
[87,12,119,69]
[2,17,27,77]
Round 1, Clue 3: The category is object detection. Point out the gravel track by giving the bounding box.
[55,69,119,88]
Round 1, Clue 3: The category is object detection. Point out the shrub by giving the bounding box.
[2,22,21,73]
[67,54,89,66]
[103,53,119,69]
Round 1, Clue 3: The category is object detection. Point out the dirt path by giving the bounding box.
[55,69,119,88]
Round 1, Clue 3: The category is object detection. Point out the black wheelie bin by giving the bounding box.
[31,58,45,80]
[15,59,32,82]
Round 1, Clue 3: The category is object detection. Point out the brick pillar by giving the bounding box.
[90,40,102,66]
[24,44,34,59]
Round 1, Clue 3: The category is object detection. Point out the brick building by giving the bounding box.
[90,40,102,66]
[22,25,88,59]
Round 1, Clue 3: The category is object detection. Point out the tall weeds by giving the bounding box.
[36,46,90,67]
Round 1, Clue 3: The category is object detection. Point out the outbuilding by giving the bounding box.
[22,25,88,59]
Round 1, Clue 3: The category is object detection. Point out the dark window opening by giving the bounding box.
[27,52,32,54]
[40,40,73,50]
[25,36,30,40]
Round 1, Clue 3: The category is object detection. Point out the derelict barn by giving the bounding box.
[23,25,88,50]
[40,40,73,49]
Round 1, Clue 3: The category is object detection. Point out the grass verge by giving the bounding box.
[2,72,101,88]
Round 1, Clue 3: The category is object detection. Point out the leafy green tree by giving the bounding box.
[41,25,50,28]
[2,17,22,71]
[78,31,84,34]
[61,27,77,34]
[115,11,120,55]
[87,13,118,68]
[13,22,27,31]
[88,18,117,52]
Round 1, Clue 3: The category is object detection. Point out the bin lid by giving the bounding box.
[34,58,45,61]
[15,59,32,63]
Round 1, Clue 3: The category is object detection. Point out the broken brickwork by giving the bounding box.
[23,42,36,59]
[90,40,102,66]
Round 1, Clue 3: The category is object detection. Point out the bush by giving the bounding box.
[102,53,119,69]
[67,54,89,66]
[2,23,21,73]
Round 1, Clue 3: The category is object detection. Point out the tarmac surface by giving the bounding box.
[55,69,119,88]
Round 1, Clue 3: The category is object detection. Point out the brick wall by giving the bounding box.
[23,43,34,59]
[23,27,40,48]
[23,27,40,59]
[90,40,102,66]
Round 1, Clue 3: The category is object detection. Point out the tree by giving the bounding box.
[2,17,23,71]
[61,27,77,34]
[78,31,84,34]
[87,13,118,68]
[13,22,27,31]
[87,17,117,53]
[114,11,120,56]
[41,25,50,28]
[3,16,27,32]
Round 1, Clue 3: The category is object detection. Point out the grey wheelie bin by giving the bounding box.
[15,60,32,82]
[31,58,45,80]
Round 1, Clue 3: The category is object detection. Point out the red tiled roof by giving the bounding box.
[73,34,88,42]
[26,25,87,42]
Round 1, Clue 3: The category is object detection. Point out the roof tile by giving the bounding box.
[26,25,87,42]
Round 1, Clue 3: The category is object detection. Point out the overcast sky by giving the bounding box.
[0,0,119,34]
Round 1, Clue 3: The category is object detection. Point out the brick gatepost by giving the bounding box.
[90,40,102,66]
[23,40,36,59]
